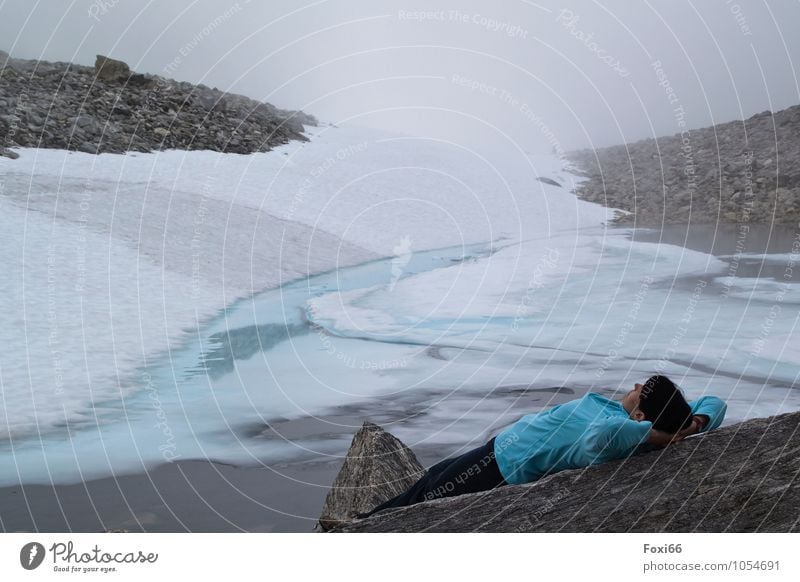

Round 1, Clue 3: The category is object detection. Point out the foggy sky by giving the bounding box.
[2,0,799,154]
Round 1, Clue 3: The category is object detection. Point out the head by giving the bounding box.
[622,375,693,433]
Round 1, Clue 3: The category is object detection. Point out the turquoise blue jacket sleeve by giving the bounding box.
[689,396,727,431]
[583,417,652,464]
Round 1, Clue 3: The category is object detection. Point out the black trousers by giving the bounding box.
[358,436,507,518]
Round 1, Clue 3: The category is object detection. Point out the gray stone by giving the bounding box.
[0,147,20,159]
[328,411,800,532]
[316,421,424,531]
[127,73,154,89]
[536,177,562,187]
[77,142,97,154]
[75,115,94,128]
[94,55,130,82]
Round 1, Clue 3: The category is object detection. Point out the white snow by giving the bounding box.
[1,122,799,485]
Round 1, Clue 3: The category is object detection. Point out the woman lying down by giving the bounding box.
[357,375,727,519]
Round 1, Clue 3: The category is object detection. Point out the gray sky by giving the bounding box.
[2,0,799,153]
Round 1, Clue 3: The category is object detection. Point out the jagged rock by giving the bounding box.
[328,411,800,532]
[0,49,8,62]
[316,421,425,531]
[94,55,130,82]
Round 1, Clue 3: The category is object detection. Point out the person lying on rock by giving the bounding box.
[357,374,726,519]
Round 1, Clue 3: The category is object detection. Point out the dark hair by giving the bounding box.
[637,375,693,433]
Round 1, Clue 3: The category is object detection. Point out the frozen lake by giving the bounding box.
[1,124,798,486]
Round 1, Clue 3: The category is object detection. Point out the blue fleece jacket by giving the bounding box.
[493,392,727,486]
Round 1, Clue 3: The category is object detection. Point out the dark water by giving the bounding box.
[628,223,800,281]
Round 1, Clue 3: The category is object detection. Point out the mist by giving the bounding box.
[2,0,799,154]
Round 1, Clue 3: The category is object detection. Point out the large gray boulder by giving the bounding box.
[326,410,800,532]
[316,421,424,531]
[94,55,130,82]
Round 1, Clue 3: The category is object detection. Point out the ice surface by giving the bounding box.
[1,123,798,485]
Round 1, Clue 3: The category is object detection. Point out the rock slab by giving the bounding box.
[326,411,800,532]
[316,421,424,531]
